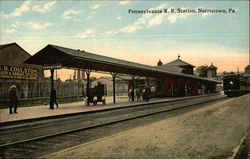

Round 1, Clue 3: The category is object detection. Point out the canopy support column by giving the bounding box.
[110,72,118,103]
[131,75,135,102]
[85,69,92,105]
[50,69,54,109]
[171,80,174,97]
[146,77,150,87]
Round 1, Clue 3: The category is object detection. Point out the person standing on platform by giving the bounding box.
[52,89,59,108]
[135,88,141,101]
[128,89,132,101]
[144,87,151,102]
[9,85,19,114]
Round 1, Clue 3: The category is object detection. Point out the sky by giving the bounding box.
[0,0,249,80]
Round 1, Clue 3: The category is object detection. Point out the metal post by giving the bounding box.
[77,68,80,80]
[50,69,54,109]
[171,81,174,97]
[146,77,150,86]
[111,73,117,103]
[82,70,85,79]
[86,70,91,106]
[131,75,135,101]
[38,82,40,97]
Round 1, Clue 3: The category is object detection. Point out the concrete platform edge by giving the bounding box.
[0,93,220,126]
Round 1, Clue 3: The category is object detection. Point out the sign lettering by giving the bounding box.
[0,65,38,80]
[42,64,62,70]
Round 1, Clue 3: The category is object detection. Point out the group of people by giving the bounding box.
[7,84,151,114]
[128,87,151,102]
[8,85,59,114]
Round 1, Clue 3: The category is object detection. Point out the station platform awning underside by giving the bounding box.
[24,44,220,84]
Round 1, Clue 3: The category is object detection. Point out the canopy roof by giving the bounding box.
[24,44,220,83]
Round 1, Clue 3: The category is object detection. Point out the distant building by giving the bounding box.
[92,75,157,96]
[92,76,128,96]
[207,63,217,78]
[245,65,250,74]
[72,68,85,80]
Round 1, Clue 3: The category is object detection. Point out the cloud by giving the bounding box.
[32,1,56,13]
[120,4,167,33]
[167,13,189,23]
[6,29,16,33]
[120,5,197,33]
[3,1,31,18]
[105,31,118,35]
[6,22,20,34]
[116,16,122,20]
[91,4,101,9]
[148,13,165,27]
[10,22,21,28]
[202,12,213,18]
[76,29,96,39]
[26,22,53,30]
[61,10,82,20]
[3,1,56,18]
[120,25,143,33]
[119,1,131,5]
[86,16,92,20]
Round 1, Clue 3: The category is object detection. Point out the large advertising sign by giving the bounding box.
[0,65,38,80]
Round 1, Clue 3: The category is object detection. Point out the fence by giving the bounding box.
[0,79,85,102]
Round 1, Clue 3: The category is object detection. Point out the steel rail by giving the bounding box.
[0,95,226,154]
[0,93,221,130]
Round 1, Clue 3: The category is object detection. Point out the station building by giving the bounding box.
[1,43,221,105]
[92,58,219,98]
[92,75,156,96]
[154,58,218,96]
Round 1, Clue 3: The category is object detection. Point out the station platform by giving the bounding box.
[0,94,220,124]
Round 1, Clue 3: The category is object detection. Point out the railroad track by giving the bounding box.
[0,94,226,159]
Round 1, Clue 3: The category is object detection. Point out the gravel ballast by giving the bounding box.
[43,94,250,159]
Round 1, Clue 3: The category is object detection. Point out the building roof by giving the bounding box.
[157,65,183,73]
[0,43,16,49]
[163,58,195,67]
[207,63,217,69]
[24,44,220,84]
[0,42,31,56]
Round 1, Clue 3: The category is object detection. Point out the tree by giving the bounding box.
[196,65,208,77]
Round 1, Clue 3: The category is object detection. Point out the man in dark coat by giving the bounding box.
[9,85,18,114]
[51,89,58,109]
[143,87,151,102]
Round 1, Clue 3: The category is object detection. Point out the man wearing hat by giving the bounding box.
[9,85,19,114]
